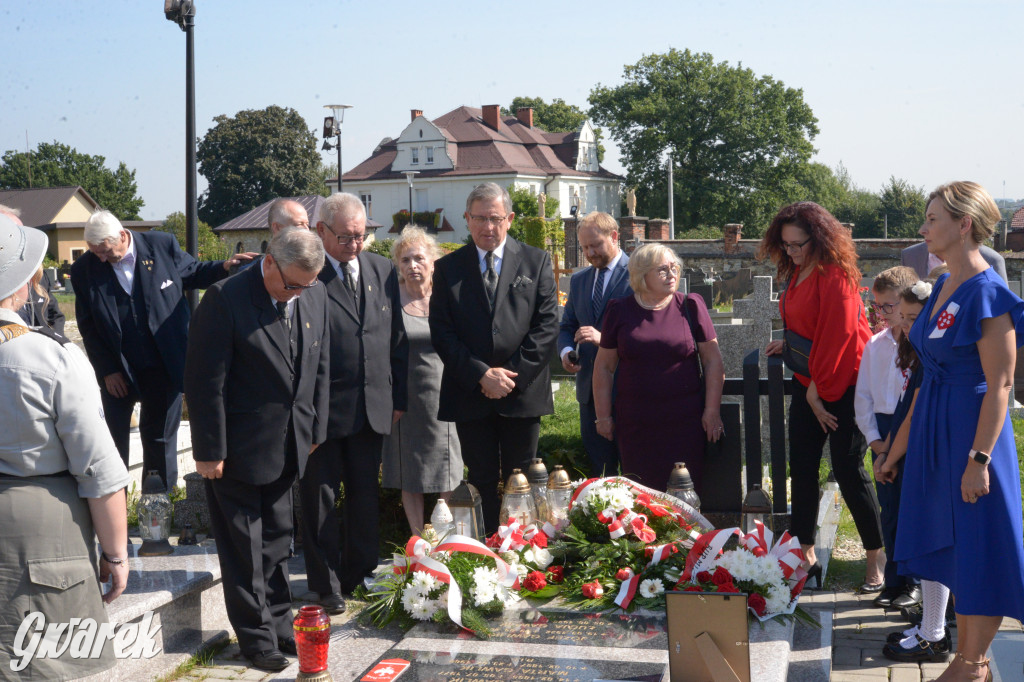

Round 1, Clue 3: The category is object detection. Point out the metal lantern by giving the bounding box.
[138,470,173,556]
[177,522,198,545]
[742,483,773,534]
[429,498,455,541]
[499,469,538,528]
[665,462,701,511]
[545,465,573,531]
[525,458,549,523]
[449,479,485,541]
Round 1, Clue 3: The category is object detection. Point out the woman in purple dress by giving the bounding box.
[592,244,725,491]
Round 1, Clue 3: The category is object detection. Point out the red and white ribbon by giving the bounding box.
[645,542,680,567]
[494,519,526,552]
[522,524,548,548]
[739,520,804,580]
[681,527,740,583]
[613,567,640,609]
[597,508,627,539]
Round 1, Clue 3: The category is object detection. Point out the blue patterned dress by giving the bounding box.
[895,269,1024,619]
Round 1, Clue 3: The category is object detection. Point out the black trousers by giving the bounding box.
[101,364,182,490]
[299,426,383,595]
[788,381,883,551]
[206,471,295,657]
[456,414,540,535]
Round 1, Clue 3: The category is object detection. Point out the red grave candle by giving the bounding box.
[293,605,331,673]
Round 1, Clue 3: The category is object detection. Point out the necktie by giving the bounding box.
[275,300,290,329]
[341,261,356,294]
[484,251,498,307]
[592,267,609,321]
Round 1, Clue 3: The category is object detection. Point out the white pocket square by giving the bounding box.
[160,280,174,290]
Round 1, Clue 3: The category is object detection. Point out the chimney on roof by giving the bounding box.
[516,107,534,128]
[410,109,423,122]
[482,104,501,131]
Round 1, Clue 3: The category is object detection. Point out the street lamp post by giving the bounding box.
[164,0,199,308]
[404,171,419,219]
[322,104,352,193]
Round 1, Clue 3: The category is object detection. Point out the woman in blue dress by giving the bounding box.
[896,181,1024,682]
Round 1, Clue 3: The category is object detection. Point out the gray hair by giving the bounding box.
[0,203,22,219]
[268,226,325,273]
[268,198,306,230]
[84,209,125,245]
[628,243,681,296]
[319,192,365,228]
[391,225,442,279]
[465,182,512,215]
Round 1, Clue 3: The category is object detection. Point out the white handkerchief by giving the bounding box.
[160,279,174,290]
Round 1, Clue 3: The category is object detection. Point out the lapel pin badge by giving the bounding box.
[305,322,310,328]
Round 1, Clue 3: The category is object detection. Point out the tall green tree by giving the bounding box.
[589,48,818,238]
[156,212,229,261]
[197,106,328,227]
[0,141,144,220]
[879,176,926,238]
[502,96,605,162]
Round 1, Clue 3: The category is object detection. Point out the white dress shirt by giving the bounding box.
[475,238,507,276]
[559,250,625,359]
[854,327,908,444]
[325,250,359,288]
[113,232,138,295]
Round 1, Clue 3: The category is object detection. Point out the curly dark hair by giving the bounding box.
[757,201,861,291]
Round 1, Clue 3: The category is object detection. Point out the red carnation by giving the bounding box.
[581,581,604,599]
[546,565,564,583]
[696,570,713,583]
[615,568,632,581]
[684,585,703,592]
[524,570,547,592]
[718,581,740,594]
[752,547,767,557]
[747,593,767,616]
[711,567,733,586]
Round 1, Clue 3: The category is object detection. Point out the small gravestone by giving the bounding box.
[730,276,780,371]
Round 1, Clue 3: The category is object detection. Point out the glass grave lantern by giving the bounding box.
[449,479,485,541]
[293,604,332,681]
[742,483,773,534]
[665,462,701,512]
[525,458,549,523]
[545,465,574,531]
[499,469,538,528]
[138,470,173,556]
[429,498,455,541]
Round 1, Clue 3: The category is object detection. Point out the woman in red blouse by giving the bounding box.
[760,202,883,590]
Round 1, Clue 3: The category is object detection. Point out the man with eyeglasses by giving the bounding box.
[430,182,559,534]
[301,192,408,613]
[184,227,330,672]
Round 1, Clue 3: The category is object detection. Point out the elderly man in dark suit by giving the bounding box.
[300,193,407,614]
[430,182,559,534]
[184,228,329,672]
[558,211,632,477]
[901,240,1006,282]
[70,210,255,490]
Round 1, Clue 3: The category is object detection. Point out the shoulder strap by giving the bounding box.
[0,319,70,346]
[31,324,71,346]
[678,295,705,381]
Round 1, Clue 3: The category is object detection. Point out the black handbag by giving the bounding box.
[781,276,813,377]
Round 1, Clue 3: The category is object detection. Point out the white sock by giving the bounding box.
[918,580,950,642]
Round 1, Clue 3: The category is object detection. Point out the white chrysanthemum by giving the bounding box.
[472,566,499,587]
[523,546,553,569]
[401,587,426,614]
[436,588,449,609]
[409,599,438,621]
[765,584,792,615]
[500,551,519,564]
[472,583,496,606]
[639,578,665,598]
[410,571,437,593]
[578,481,634,514]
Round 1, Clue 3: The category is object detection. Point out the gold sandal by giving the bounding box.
[956,652,992,682]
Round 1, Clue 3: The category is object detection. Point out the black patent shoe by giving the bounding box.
[892,585,922,609]
[882,628,952,663]
[873,588,901,608]
[804,563,823,590]
[246,649,289,672]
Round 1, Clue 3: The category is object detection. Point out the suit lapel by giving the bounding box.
[320,259,359,324]
[460,246,492,313]
[132,232,155,309]
[250,266,293,370]
[492,238,521,318]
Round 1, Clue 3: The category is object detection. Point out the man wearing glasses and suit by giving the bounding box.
[558,211,631,477]
[430,182,559,534]
[301,193,408,615]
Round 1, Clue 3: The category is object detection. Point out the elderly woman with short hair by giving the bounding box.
[382,226,463,535]
[592,243,725,491]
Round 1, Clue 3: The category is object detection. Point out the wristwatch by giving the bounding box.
[969,449,991,466]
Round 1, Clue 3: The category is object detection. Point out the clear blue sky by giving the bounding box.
[2,0,1022,221]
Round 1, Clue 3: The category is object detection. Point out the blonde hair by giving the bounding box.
[927,181,1000,243]
[391,225,442,282]
[578,211,618,238]
[872,265,917,293]
[628,243,681,296]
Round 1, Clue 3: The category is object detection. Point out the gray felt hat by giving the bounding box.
[0,214,48,301]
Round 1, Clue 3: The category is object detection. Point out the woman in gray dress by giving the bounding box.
[383,227,463,535]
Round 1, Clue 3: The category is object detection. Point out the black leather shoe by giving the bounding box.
[873,588,901,608]
[804,563,823,590]
[892,585,922,609]
[246,649,289,672]
[882,628,952,663]
[857,581,885,595]
[319,592,347,615]
[278,637,297,656]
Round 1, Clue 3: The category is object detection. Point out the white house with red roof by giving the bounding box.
[334,105,624,242]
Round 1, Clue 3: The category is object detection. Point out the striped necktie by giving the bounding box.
[592,267,609,321]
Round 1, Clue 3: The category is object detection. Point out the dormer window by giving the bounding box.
[411,148,419,164]
[426,147,434,164]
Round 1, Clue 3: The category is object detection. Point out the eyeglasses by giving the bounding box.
[323,222,365,246]
[276,261,319,291]
[782,237,812,253]
[870,301,897,314]
[468,214,510,227]
[654,264,680,279]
